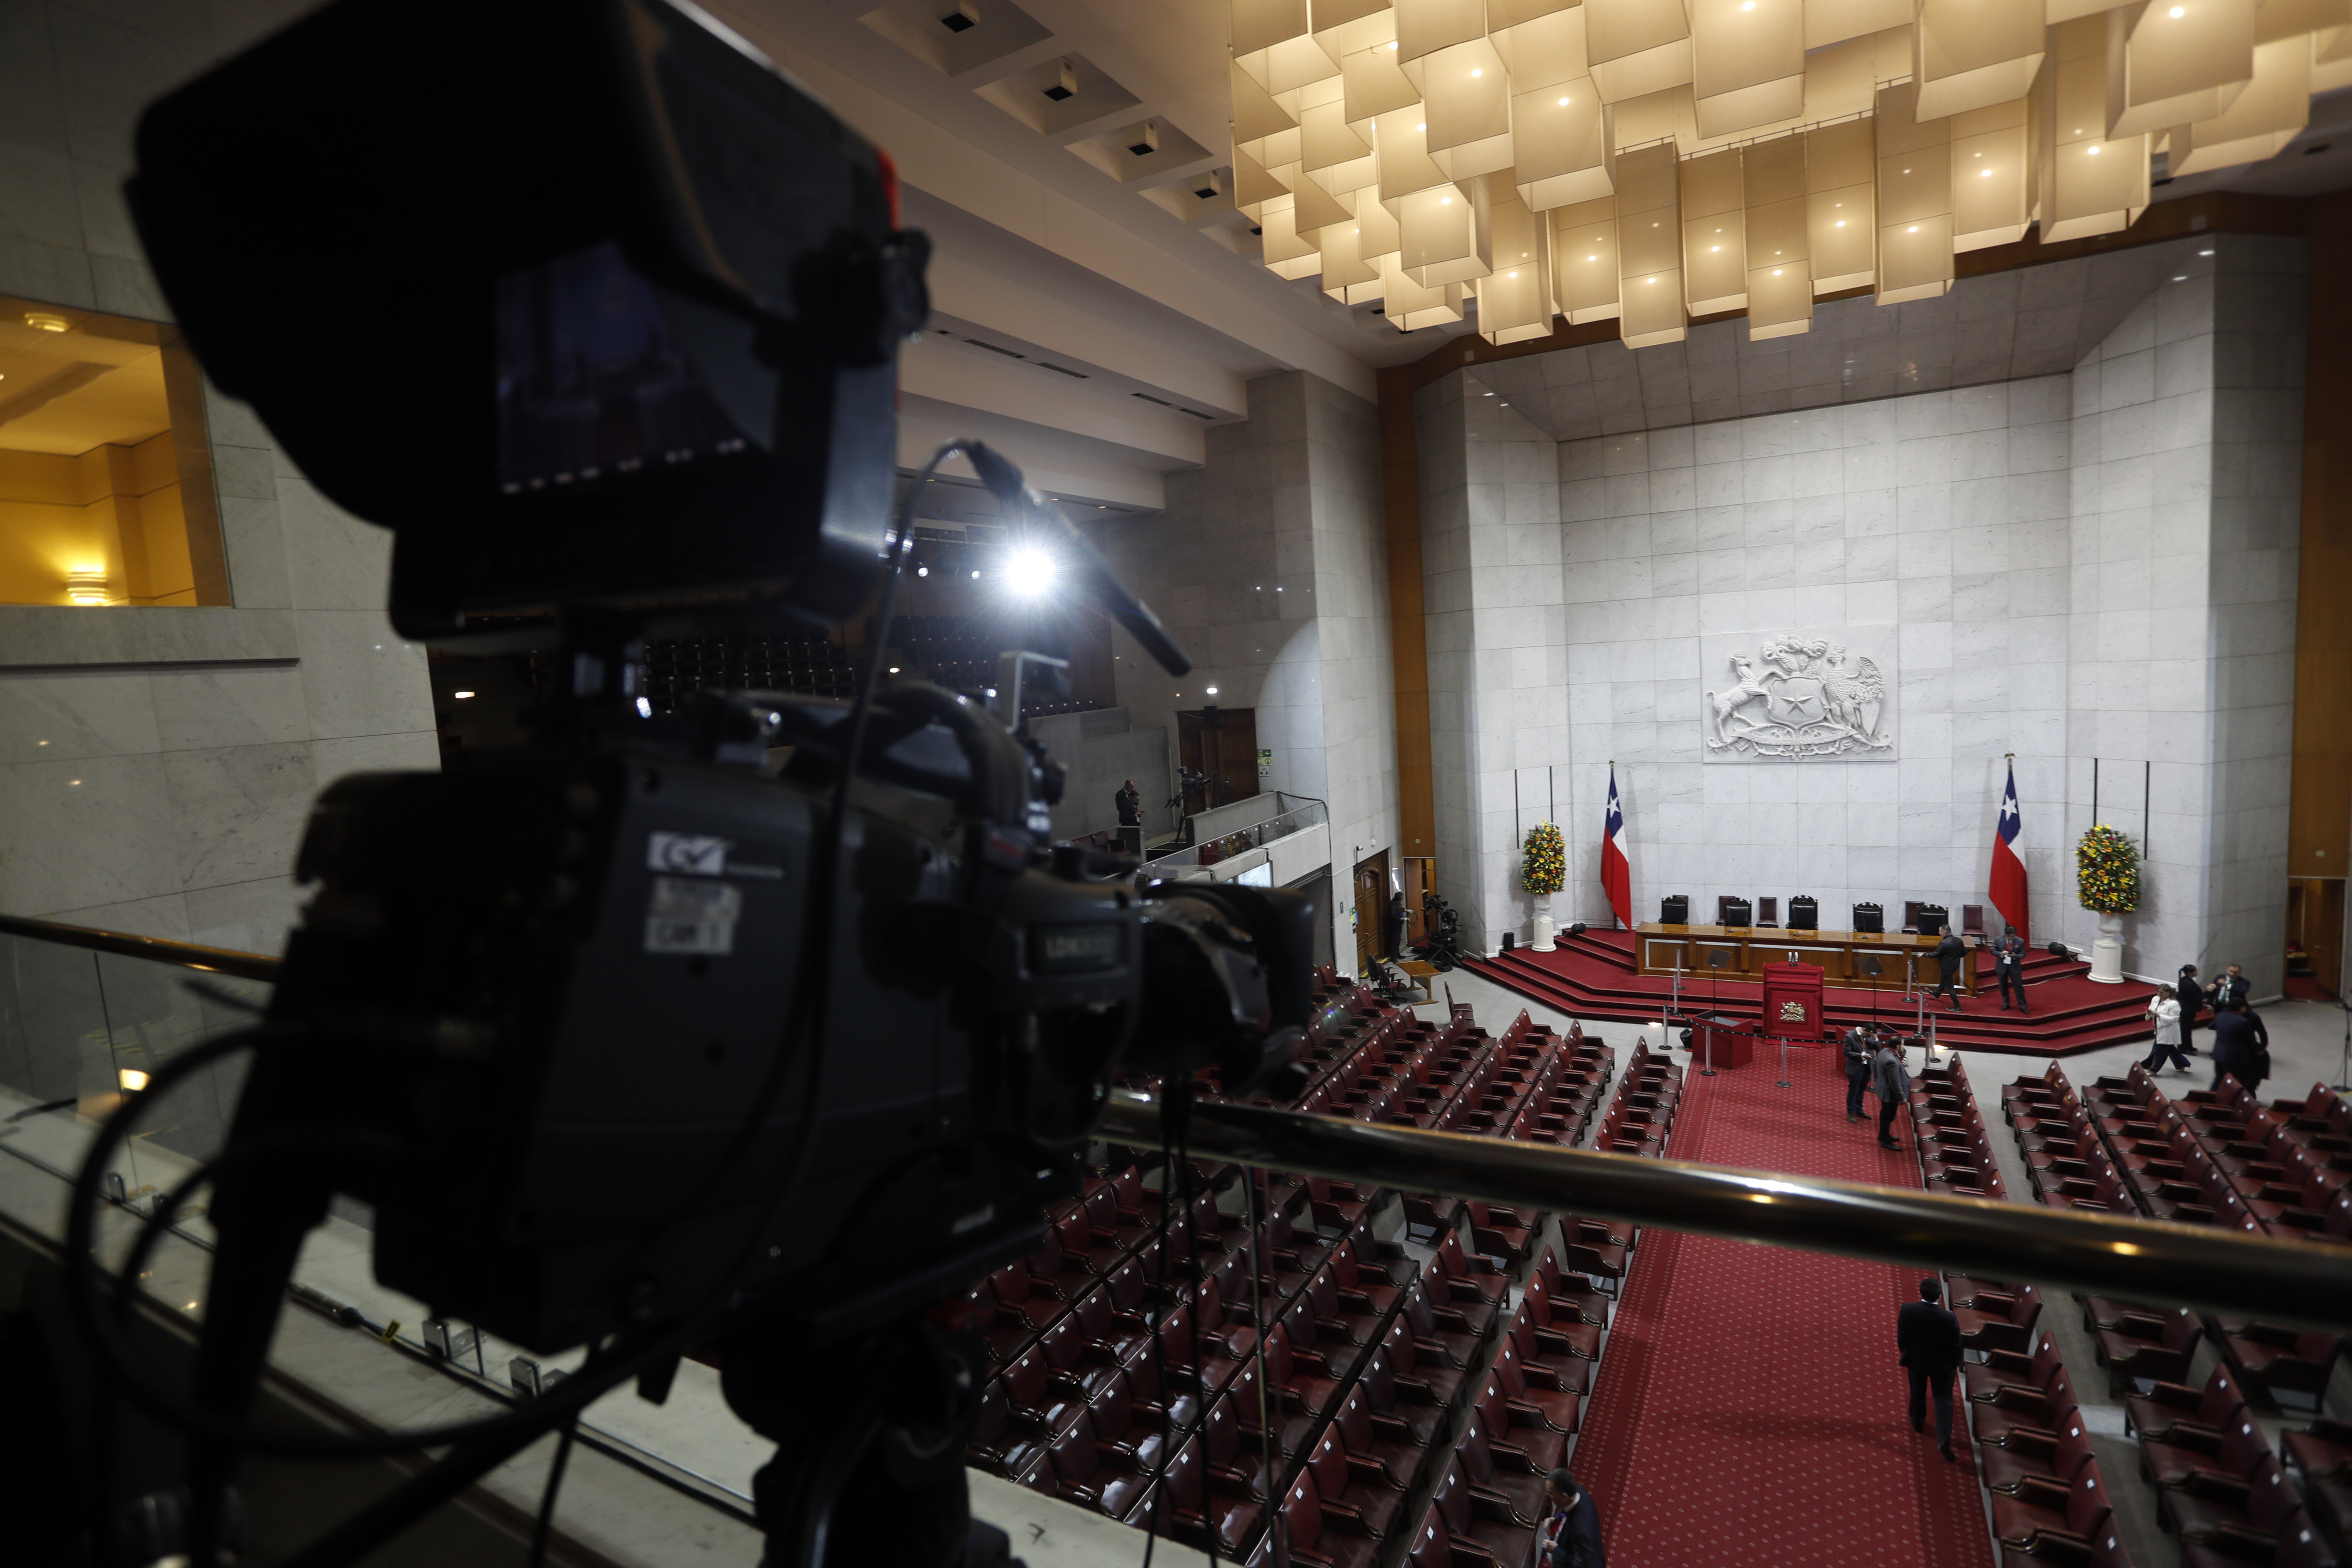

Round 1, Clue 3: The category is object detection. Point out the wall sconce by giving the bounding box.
[24,312,69,332]
[67,570,110,606]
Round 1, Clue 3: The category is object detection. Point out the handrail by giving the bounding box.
[0,913,285,983]
[1098,1093,2352,1332]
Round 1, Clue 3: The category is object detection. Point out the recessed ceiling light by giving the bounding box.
[452,689,476,699]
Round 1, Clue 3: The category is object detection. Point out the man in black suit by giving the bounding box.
[1932,925,1968,1012]
[1115,779,1142,828]
[1540,1470,1606,1568]
[2177,965,2205,1056]
[1898,1278,1963,1461]
[2211,1001,2269,1095]
[1990,925,2030,1013]
[1842,1025,1875,1124]
[2220,963,2251,1009]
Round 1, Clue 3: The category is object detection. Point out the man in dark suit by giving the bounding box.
[1540,1470,1605,1568]
[1990,925,2030,1013]
[1842,1025,1875,1124]
[2220,963,2251,1009]
[2177,965,2205,1056]
[1932,925,1968,1012]
[2211,1001,2268,1094]
[1898,1278,1963,1461]
[1115,779,1142,828]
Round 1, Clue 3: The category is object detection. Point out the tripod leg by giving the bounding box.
[722,1306,988,1568]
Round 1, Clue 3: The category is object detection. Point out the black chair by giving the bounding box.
[1659,895,1689,925]
[1853,903,1883,934]
[1788,896,1818,931]
[1719,897,1752,928]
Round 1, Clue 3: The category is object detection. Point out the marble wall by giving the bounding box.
[1421,234,2302,991]
[1104,371,1400,972]
[0,0,437,955]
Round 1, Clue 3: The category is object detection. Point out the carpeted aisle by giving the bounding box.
[1570,1053,1994,1568]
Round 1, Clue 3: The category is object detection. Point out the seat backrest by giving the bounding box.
[1000,1344,1051,1406]
[1333,1387,1377,1453]
[1383,1317,1419,1376]
[974,1379,1011,1447]
[1492,1341,1531,1397]
[1088,1369,1139,1442]
[1400,1282,1438,1338]
[1473,1375,1509,1436]
[1279,1470,1325,1552]
[1454,1410,1496,1485]
[2274,1510,2333,1568]
[2061,1465,2112,1538]
[2244,1457,2297,1532]
[1047,1410,1103,1482]
[1430,1462,1472,1536]
[2162,1308,2204,1354]
[1161,1436,1206,1512]
[989,1262,1031,1309]
[1962,904,1985,934]
[1407,1504,1452,1568]
[2053,1424,2097,1480]
[1306,1426,1351,1499]
[1069,1287,1115,1341]
[2218,1413,2274,1476]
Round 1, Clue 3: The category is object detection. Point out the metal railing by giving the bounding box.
[1150,796,1328,871]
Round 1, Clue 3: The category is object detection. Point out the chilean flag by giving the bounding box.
[1601,766,1632,931]
[1989,761,2028,940]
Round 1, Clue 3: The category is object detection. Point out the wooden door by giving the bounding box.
[1354,851,1390,974]
[1176,708,1260,812]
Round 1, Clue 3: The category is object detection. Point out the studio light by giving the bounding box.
[1003,545,1058,598]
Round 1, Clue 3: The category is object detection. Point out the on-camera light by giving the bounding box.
[1004,545,1058,599]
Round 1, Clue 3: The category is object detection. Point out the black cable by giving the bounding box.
[1138,1087,1181,1568]
[1242,1169,1283,1568]
[64,1028,704,1459]
[527,1411,582,1568]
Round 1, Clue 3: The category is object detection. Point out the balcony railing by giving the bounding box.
[1149,795,1327,871]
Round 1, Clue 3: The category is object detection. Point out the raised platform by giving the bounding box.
[1466,927,2160,1056]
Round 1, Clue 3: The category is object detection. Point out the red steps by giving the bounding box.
[1463,928,2159,1057]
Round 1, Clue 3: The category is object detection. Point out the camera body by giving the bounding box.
[251,684,1308,1354]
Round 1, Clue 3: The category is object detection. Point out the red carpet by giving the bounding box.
[1571,1057,1995,1568]
[1468,928,2158,1055]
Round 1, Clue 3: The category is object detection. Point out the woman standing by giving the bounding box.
[2140,984,2189,1074]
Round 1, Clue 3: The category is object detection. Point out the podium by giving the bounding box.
[1762,961,1826,1043]
[1692,1014,1754,1069]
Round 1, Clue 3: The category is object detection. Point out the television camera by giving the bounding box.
[71,3,1315,1566]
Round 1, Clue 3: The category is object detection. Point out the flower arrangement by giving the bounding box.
[2076,824,2140,915]
[1522,821,1565,897]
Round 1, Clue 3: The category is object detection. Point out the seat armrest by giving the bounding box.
[1393,1374,1439,1405]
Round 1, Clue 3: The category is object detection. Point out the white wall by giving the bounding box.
[1493,234,2305,992]
[0,0,437,955]
[1105,371,1400,972]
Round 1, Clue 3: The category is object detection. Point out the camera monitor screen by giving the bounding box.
[127,0,926,646]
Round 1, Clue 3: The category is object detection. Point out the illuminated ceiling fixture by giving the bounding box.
[25,312,69,331]
[452,689,476,699]
[1223,0,2324,348]
[119,1068,150,1093]
[1004,545,1059,598]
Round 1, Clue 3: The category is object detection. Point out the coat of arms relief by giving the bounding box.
[1704,633,1896,760]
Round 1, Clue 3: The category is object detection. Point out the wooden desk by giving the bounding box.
[1635,924,1975,995]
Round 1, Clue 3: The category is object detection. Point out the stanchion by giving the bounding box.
[1776,1033,1791,1089]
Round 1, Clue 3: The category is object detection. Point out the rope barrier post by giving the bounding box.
[1776,1033,1790,1090]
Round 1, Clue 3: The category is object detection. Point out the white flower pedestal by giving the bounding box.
[1531,893,1557,952]
[2088,911,2125,983]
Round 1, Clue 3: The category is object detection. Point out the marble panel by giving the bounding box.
[292,611,434,741]
[0,752,178,913]
[159,741,315,891]
[0,671,161,764]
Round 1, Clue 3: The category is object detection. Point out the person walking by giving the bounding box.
[2210,1001,2269,1095]
[2177,965,2205,1056]
[1537,1470,1606,1568]
[1387,890,1408,962]
[1843,1025,1876,1124]
[1990,925,2030,1013]
[1932,925,1968,1013]
[1898,1278,1963,1461]
[1871,1036,1914,1152]
[2140,984,2190,1074]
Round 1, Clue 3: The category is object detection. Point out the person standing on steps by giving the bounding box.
[1991,925,2030,1013]
[1871,1036,1914,1151]
[2141,984,2190,1074]
[1932,925,1968,1012]
[2177,965,2206,1056]
[1897,1278,1963,1461]
[1843,1024,1877,1124]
